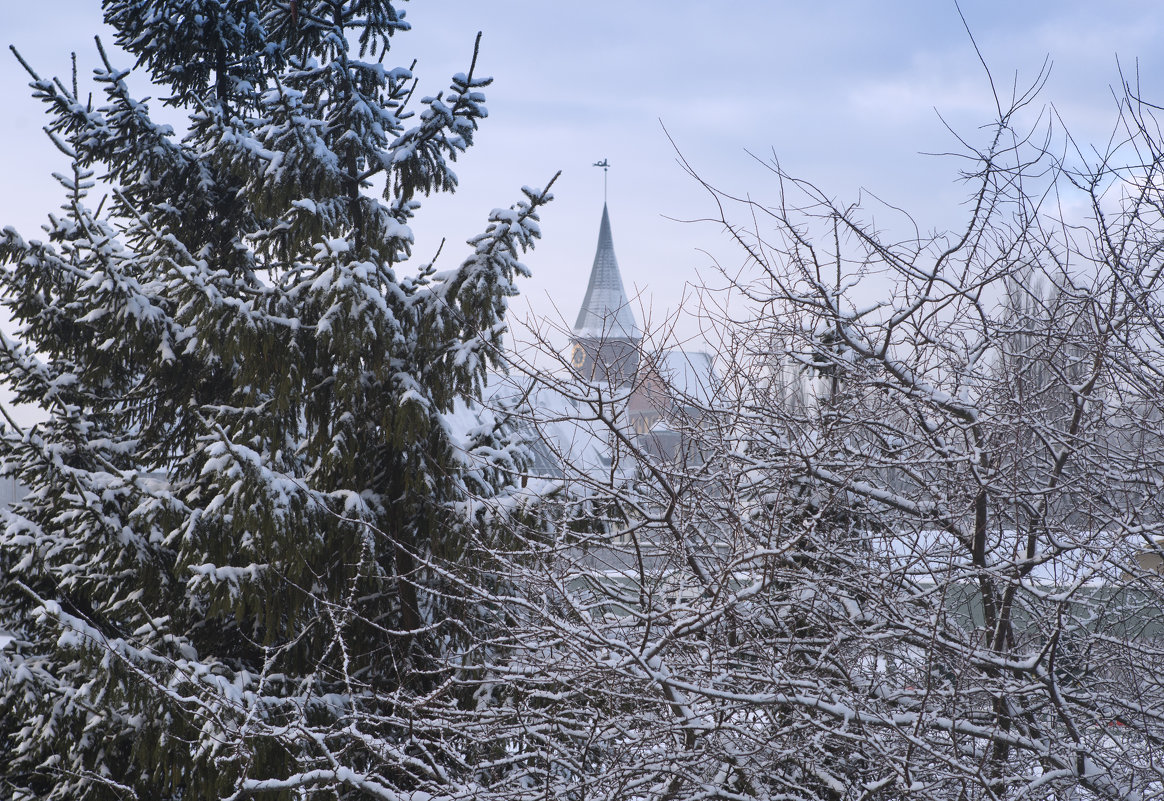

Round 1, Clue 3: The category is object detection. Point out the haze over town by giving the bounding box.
[4,1,1163,348]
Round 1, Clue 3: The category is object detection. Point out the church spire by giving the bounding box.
[573,204,640,340]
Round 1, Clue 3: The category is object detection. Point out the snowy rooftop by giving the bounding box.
[482,374,621,483]
[654,350,716,406]
[573,204,640,340]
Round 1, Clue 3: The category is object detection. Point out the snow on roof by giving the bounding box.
[573,204,640,341]
[481,373,623,482]
[655,350,716,406]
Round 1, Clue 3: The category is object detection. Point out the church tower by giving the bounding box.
[569,204,641,385]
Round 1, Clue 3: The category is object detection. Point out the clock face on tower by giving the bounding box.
[570,344,587,369]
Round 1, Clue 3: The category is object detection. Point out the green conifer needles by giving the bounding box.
[0,3,553,798]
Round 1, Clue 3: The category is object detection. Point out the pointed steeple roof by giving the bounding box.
[574,204,640,340]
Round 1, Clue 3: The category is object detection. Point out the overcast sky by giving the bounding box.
[4,1,1164,352]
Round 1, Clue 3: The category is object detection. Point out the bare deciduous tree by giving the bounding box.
[484,68,1164,800]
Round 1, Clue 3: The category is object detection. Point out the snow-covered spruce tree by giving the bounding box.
[0,2,553,799]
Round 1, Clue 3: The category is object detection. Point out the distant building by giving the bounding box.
[568,204,642,387]
[507,202,716,480]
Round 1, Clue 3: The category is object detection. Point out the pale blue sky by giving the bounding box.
[3,1,1164,349]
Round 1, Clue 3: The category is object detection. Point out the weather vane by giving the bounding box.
[593,158,609,203]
